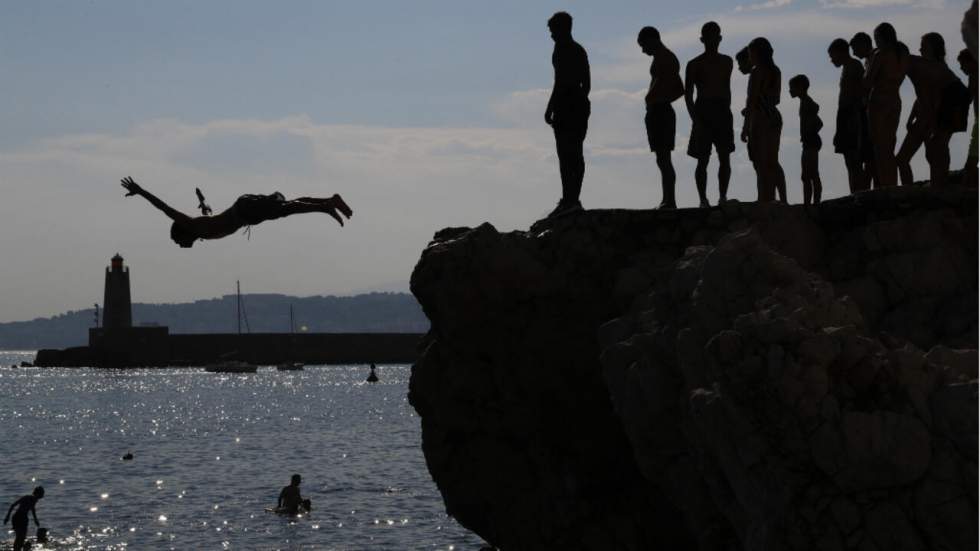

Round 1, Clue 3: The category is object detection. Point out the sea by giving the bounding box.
[0,351,485,551]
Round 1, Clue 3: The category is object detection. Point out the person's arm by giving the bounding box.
[30,501,39,527]
[121,177,192,224]
[4,499,16,524]
[684,61,697,120]
[907,100,920,130]
[277,488,285,508]
[580,47,591,98]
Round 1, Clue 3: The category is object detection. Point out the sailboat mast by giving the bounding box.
[237,280,242,336]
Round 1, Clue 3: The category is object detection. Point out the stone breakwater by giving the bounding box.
[409,186,978,551]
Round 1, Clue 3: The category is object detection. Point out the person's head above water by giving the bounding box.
[547,12,572,41]
[291,474,301,486]
[33,486,44,499]
[828,38,852,67]
[850,32,873,59]
[735,46,752,74]
[700,21,722,51]
[637,26,662,55]
[170,222,197,248]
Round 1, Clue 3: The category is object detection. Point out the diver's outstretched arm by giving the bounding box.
[121,177,192,224]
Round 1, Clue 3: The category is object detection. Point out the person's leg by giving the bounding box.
[871,104,900,188]
[802,152,812,205]
[554,129,574,204]
[655,149,676,208]
[843,153,864,193]
[896,128,924,187]
[925,131,952,186]
[13,527,26,551]
[569,125,586,205]
[694,155,710,207]
[717,151,731,203]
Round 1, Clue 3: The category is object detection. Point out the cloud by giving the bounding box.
[736,0,793,12]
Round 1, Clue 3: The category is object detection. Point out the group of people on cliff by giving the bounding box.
[544,9,979,216]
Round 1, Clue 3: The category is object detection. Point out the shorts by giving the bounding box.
[802,147,820,180]
[234,192,286,225]
[552,97,590,138]
[645,103,676,152]
[834,105,863,155]
[687,99,735,158]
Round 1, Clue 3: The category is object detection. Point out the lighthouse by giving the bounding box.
[103,253,132,329]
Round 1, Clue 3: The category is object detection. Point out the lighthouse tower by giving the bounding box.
[103,253,132,329]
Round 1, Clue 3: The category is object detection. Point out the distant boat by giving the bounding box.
[204,281,257,374]
[277,304,304,371]
[205,360,258,374]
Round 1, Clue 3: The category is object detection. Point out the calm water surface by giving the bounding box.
[0,352,483,550]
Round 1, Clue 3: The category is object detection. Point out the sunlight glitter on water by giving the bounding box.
[0,359,484,550]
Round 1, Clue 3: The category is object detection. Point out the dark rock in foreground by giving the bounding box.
[410,187,978,550]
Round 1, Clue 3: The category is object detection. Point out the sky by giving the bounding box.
[0,0,973,322]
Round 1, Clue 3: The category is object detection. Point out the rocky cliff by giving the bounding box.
[409,186,978,551]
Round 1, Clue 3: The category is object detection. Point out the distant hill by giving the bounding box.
[0,292,429,349]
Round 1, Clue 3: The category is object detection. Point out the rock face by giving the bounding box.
[409,187,978,550]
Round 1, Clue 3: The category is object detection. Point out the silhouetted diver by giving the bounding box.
[120,177,352,248]
[789,74,824,204]
[366,363,379,383]
[4,486,44,551]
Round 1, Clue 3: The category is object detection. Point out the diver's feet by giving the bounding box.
[657,201,677,210]
[332,194,353,219]
[699,199,710,209]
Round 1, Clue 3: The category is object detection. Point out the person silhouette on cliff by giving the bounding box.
[638,26,684,209]
[829,38,870,193]
[850,32,878,189]
[120,177,352,248]
[744,37,787,203]
[789,74,823,204]
[4,487,44,551]
[897,32,960,187]
[865,23,909,188]
[958,48,978,182]
[684,22,735,207]
[544,12,591,218]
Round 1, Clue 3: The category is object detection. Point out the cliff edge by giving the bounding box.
[410,186,978,550]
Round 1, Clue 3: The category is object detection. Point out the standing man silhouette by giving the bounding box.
[685,22,735,207]
[545,12,591,218]
[638,26,684,209]
[829,38,870,193]
[745,37,787,203]
[898,32,958,187]
[866,23,908,188]
[850,32,878,189]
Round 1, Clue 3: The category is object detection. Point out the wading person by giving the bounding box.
[638,26,684,209]
[829,38,870,193]
[120,177,352,248]
[684,22,735,207]
[744,37,787,203]
[789,75,824,204]
[544,11,591,217]
[898,32,959,187]
[865,22,908,188]
[4,487,44,551]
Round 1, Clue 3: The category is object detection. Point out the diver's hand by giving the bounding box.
[121,176,143,197]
